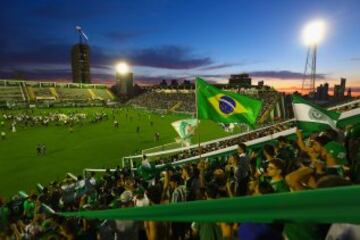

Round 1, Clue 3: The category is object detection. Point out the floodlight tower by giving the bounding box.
[301,20,326,96]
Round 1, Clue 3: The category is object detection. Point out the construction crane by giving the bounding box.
[75,26,89,44]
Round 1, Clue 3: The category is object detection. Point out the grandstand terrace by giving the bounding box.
[0,79,115,107]
[128,85,286,123]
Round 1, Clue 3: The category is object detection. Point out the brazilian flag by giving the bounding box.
[196,78,262,126]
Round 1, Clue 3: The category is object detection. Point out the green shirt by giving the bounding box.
[270,179,289,193]
[193,222,222,240]
[324,141,347,165]
[0,206,9,231]
[23,200,35,219]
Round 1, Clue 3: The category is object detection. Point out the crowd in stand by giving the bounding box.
[146,101,360,165]
[256,90,281,118]
[127,89,281,121]
[128,91,196,113]
[1,118,359,239]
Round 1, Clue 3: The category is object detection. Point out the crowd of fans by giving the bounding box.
[145,100,360,165]
[128,91,196,113]
[1,100,359,239]
[1,117,359,239]
[256,90,281,120]
[128,89,282,123]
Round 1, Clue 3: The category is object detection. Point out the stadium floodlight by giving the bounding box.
[302,20,326,46]
[301,19,327,95]
[115,62,130,75]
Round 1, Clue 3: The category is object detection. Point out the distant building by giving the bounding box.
[229,73,252,87]
[258,80,264,87]
[341,78,346,91]
[347,88,352,98]
[115,72,133,96]
[71,43,91,83]
[315,83,329,101]
[334,78,346,100]
[182,80,191,86]
[170,79,179,87]
[324,83,329,98]
[334,84,342,99]
[160,79,168,87]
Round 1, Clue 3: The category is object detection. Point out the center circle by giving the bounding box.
[219,96,236,114]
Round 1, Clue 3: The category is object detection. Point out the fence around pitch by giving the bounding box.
[84,127,297,177]
[121,119,296,166]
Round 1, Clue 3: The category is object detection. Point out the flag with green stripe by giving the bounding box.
[337,107,360,128]
[196,78,262,126]
[292,94,340,132]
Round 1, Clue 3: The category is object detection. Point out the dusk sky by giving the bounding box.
[1,0,360,94]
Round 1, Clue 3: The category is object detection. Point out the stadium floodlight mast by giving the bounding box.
[115,62,130,75]
[301,19,327,96]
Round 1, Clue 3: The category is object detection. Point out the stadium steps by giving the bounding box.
[18,83,26,101]
[27,87,36,101]
[258,96,280,124]
[87,89,97,99]
[105,89,115,100]
[169,101,182,112]
[0,86,26,101]
[49,87,59,99]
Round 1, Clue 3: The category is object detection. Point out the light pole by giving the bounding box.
[301,20,326,96]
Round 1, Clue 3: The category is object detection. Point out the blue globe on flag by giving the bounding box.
[219,96,236,114]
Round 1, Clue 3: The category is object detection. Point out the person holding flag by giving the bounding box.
[292,95,348,173]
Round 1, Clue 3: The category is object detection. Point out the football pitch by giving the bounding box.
[0,107,242,197]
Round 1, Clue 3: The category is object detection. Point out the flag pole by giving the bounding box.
[195,78,202,159]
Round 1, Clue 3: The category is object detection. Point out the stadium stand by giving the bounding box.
[56,88,92,100]
[0,79,115,106]
[31,88,56,101]
[121,98,360,167]
[91,88,115,101]
[128,87,285,123]
[128,90,196,113]
[0,86,25,102]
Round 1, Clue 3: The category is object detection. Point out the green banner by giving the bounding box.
[60,185,360,224]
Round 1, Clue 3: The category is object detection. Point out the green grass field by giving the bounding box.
[0,107,243,197]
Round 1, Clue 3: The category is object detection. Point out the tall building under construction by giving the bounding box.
[71,43,91,83]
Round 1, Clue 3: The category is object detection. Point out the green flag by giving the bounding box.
[292,94,340,132]
[60,185,360,224]
[171,119,197,139]
[337,107,360,128]
[196,78,262,126]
